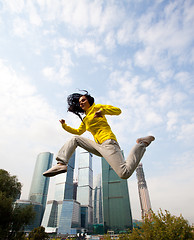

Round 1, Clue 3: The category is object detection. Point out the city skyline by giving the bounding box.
[26,150,135,234]
[0,0,193,224]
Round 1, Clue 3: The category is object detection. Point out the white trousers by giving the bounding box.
[56,136,146,179]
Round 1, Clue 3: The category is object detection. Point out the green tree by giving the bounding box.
[28,226,49,240]
[0,169,21,200]
[0,169,35,240]
[128,209,193,240]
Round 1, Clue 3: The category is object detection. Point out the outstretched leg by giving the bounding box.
[100,136,155,179]
[43,136,102,177]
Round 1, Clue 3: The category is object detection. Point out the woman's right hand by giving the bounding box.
[59,119,65,124]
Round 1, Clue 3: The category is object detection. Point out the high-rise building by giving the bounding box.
[77,150,93,231]
[58,199,81,235]
[42,152,80,234]
[41,200,58,228]
[54,152,75,201]
[29,152,53,210]
[15,200,43,232]
[136,163,152,218]
[73,179,78,200]
[16,152,53,232]
[93,174,103,224]
[28,151,53,226]
[101,155,133,232]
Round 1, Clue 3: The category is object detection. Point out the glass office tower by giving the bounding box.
[58,200,81,235]
[93,174,103,224]
[29,152,53,209]
[15,200,43,232]
[42,152,77,233]
[54,152,75,201]
[101,155,133,233]
[77,150,93,231]
[28,152,53,225]
[41,200,58,228]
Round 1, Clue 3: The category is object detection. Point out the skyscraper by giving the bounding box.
[17,152,53,232]
[53,152,76,228]
[54,152,75,202]
[42,152,81,234]
[93,174,103,225]
[77,150,93,231]
[29,152,53,211]
[58,199,81,235]
[15,200,43,231]
[101,155,133,232]
[136,163,152,218]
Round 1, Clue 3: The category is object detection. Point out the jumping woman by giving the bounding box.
[43,91,155,179]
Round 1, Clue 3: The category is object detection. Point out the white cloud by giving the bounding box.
[88,0,103,28]
[167,111,178,131]
[174,71,193,93]
[42,67,55,78]
[119,59,132,70]
[74,39,101,57]
[134,1,194,71]
[57,38,73,49]
[117,20,134,45]
[104,31,116,50]
[0,59,69,198]
[98,2,125,33]
[96,54,107,63]
[156,87,174,108]
[178,123,194,143]
[35,0,125,34]
[2,0,25,14]
[42,50,74,85]
[71,0,89,29]
[42,66,72,85]
[158,70,174,82]
[13,17,29,37]
[145,111,163,125]
[27,1,42,26]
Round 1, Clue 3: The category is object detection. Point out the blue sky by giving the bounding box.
[0,0,194,223]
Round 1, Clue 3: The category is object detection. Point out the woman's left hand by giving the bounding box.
[94,110,103,118]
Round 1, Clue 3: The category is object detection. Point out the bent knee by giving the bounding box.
[71,135,81,142]
[120,174,130,180]
[117,170,132,180]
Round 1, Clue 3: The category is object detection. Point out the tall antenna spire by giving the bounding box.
[136,163,152,219]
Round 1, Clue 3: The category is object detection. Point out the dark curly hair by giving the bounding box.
[67,90,94,120]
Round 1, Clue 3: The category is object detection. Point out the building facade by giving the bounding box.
[28,152,53,225]
[42,152,79,234]
[41,200,58,228]
[15,200,43,232]
[29,152,53,209]
[54,152,75,202]
[58,200,81,235]
[77,150,93,231]
[136,163,152,218]
[93,174,103,225]
[101,155,133,232]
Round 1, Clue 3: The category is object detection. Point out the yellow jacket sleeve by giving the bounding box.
[99,105,122,116]
[62,121,86,135]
